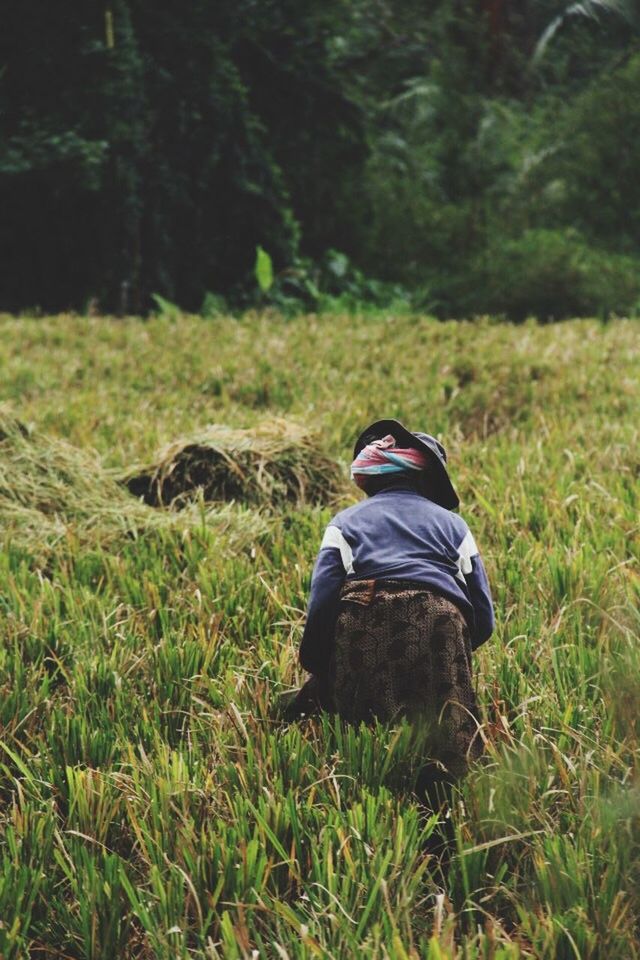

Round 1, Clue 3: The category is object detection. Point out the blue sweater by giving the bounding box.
[300,487,494,675]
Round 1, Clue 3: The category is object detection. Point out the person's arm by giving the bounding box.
[299,524,350,675]
[457,527,495,650]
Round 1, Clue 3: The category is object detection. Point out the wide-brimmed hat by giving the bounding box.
[353,418,459,510]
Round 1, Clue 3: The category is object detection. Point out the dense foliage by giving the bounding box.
[2,2,640,317]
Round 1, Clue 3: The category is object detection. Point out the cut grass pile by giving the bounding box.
[0,408,269,556]
[0,312,638,959]
[124,419,344,508]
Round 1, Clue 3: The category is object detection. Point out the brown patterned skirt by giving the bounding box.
[328,579,483,779]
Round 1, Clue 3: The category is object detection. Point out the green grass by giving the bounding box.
[0,311,638,958]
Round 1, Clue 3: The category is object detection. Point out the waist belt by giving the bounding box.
[340,578,440,606]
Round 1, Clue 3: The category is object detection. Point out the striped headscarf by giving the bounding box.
[351,434,428,490]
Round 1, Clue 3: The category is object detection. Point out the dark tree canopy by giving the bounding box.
[0,0,367,312]
[2,0,640,318]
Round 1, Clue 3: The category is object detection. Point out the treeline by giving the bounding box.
[2,0,640,318]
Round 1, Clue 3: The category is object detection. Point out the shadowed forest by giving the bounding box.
[3,0,640,318]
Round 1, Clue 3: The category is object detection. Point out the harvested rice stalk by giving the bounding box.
[123,419,345,508]
[0,409,268,555]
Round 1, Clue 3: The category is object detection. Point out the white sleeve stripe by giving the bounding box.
[320,525,355,575]
[456,529,478,579]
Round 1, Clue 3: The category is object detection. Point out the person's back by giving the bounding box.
[301,486,493,676]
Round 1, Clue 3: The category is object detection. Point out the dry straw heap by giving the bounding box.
[0,411,343,556]
[123,419,345,509]
[0,409,152,551]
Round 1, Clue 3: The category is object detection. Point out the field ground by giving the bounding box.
[0,312,639,958]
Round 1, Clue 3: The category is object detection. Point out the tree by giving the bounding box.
[0,0,368,312]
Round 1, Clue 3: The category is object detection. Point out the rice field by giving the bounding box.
[0,311,638,959]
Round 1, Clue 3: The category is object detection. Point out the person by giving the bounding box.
[292,418,494,849]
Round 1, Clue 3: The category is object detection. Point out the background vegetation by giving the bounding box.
[0,310,638,957]
[3,1,640,318]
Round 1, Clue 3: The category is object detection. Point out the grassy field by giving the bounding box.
[0,312,638,959]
